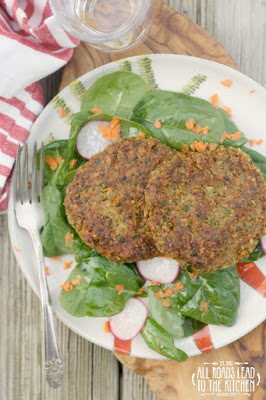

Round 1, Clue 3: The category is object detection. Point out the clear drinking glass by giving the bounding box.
[50,0,153,52]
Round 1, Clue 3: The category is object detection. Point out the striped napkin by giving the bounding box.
[0,0,80,212]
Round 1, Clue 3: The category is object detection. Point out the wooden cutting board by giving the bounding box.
[59,1,265,399]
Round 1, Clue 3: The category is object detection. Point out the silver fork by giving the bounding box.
[15,142,63,388]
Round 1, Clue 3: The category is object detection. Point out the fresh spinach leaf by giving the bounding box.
[218,108,240,133]
[71,237,93,262]
[41,179,73,256]
[151,267,240,327]
[148,286,205,338]
[120,119,151,138]
[81,71,149,119]
[141,317,188,362]
[66,112,90,163]
[60,256,145,317]
[41,162,92,258]
[241,146,266,180]
[132,90,247,150]
[37,139,68,183]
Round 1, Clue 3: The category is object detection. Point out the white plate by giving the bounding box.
[8,54,266,359]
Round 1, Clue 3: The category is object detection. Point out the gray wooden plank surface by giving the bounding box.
[1,1,265,400]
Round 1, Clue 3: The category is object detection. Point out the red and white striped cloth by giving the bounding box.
[0,0,80,212]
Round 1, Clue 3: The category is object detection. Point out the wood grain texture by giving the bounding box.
[1,1,265,400]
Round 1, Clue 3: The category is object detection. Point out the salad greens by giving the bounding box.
[148,287,206,338]
[40,70,265,362]
[241,146,266,180]
[60,256,145,317]
[141,317,188,362]
[132,90,247,150]
[81,71,148,118]
[149,267,240,328]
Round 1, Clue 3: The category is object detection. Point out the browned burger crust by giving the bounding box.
[64,137,175,263]
[145,144,266,273]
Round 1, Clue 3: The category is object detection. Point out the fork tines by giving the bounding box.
[16,142,45,205]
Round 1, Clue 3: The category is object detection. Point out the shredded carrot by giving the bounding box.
[223,105,232,118]
[104,321,110,333]
[70,158,78,169]
[99,124,111,139]
[61,281,73,292]
[210,93,219,105]
[28,181,32,189]
[92,107,102,114]
[83,89,87,95]
[190,144,195,152]
[59,294,62,299]
[164,288,173,297]
[72,278,81,286]
[194,141,207,153]
[154,288,172,298]
[185,118,195,130]
[109,117,121,129]
[59,108,68,118]
[162,255,170,259]
[174,280,184,290]
[65,231,74,247]
[55,156,62,166]
[154,290,165,298]
[192,124,201,134]
[162,299,171,307]
[52,255,62,262]
[182,144,189,153]
[154,120,162,129]
[199,126,208,135]
[115,284,124,295]
[250,89,255,94]
[221,79,232,87]
[77,274,83,279]
[248,139,263,146]
[137,132,145,139]
[220,131,242,144]
[188,272,198,281]
[151,280,158,285]
[145,88,151,92]
[110,122,121,138]
[200,301,209,312]
[160,324,163,328]
[45,155,58,171]
[14,246,21,252]
[45,266,50,276]
[64,261,72,270]
[137,286,146,295]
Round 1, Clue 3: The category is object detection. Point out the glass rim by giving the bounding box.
[49,0,153,44]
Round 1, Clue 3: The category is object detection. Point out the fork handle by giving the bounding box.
[30,228,63,388]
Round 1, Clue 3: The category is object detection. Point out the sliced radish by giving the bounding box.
[137,257,180,284]
[109,298,147,341]
[260,236,266,254]
[75,120,121,159]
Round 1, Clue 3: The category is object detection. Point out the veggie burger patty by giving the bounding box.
[64,137,175,263]
[145,144,266,273]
